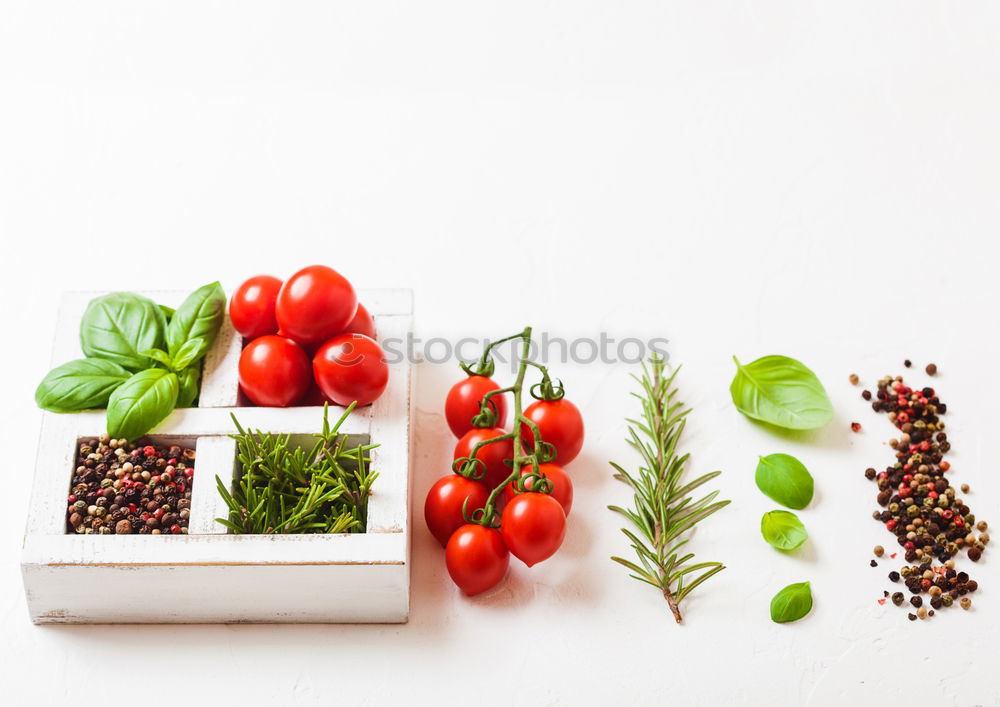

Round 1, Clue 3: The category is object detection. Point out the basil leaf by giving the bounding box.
[107,368,179,440]
[80,293,167,371]
[171,338,206,371]
[141,348,174,368]
[761,510,808,551]
[770,581,813,623]
[730,355,833,431]
[176,365,202,408]
[35,358,131,412]
[160,304,175,322]
[755,453,814,509]
[166,282,226,363]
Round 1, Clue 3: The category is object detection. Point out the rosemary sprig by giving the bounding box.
[216,402,379,534]
[609,356,730,623]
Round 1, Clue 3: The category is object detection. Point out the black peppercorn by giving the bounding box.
[888,571,900,582]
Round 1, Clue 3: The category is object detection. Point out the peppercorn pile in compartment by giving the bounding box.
[66,435,194,535]
[862,367,988,621]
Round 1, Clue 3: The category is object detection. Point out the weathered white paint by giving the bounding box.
[21,289,413,623]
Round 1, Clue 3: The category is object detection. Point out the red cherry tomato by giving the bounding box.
[454,427,513,490]
[424,475,489,547]
[229,275,282,340]
[445,376,507,437]
[521,398,585,465]
[445,524,509,595]
[313,333,389,406]
[238,335,311,407]
[276,265,358,345]
[342,303,377,339]
[503,463,573,516]
[501,493,566,567]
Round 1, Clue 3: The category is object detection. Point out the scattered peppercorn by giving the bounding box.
[891,592,905,606]
[862,390,872,401]
[904,359,912,368]
[874,545,884,557]
[960,597,971,610]
[849,373,860,385]
[870,559,878,567]
[65,438,194,536]
[926,363,937,376]
[863,373,987,621]
[907,613,917,621]
[851,422,862,433]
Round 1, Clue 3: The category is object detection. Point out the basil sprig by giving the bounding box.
[730,355,833,431]
[35,283,226,439]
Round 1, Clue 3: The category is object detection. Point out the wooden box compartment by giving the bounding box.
[21,289,413,624]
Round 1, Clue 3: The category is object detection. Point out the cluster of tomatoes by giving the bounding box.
[229,265,388,408]
[424,372,585,595]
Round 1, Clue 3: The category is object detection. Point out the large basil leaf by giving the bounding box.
[730,355,833,430]
[176,365,202,408]
[107,368,179,440]
[755,453,814,509]
[761,510,808,551]
[35,358,131,412]
[166,282,226,363]
[80,293,167,371]
[770,581,813,623]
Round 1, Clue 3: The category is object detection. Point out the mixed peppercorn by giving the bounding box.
[66,435,194,535]
[863,369,987,619]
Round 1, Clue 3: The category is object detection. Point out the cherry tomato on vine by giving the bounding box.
[424,475,489,547]
[445,376,507,438]
[343,303,377,339]
[276,265,358,345]
[446,524,509,595]
[521,398,585,465]
[454,427,513,490]
[503,463,573,516]
[238,335,311,407]
[501,493,566,567]
[229,275,282,340]
[313,334,389,406]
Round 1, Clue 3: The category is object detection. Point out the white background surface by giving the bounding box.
[2,2,999,705]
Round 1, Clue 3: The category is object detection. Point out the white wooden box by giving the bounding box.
[21,289,413,624]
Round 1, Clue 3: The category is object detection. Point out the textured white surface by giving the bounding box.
[1,0,999,704]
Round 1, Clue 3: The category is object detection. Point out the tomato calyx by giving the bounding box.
[529,372,565,402]
[509,465,555,496]
[459,356,496,379]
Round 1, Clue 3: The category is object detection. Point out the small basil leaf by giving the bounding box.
[140,348,174,369]
[770,581,813,623]
[107,368,179,440]
[761,510,808,551]
[35,358,131,412]
[175,365,202,408]
[755,453,814,509]
[171,338,206,372]
[166,282,226,362]
[80,293,167,371]
[730,355,833,431]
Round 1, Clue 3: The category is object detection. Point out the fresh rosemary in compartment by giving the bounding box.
[609,356,730,623]
[216,403,378,534]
